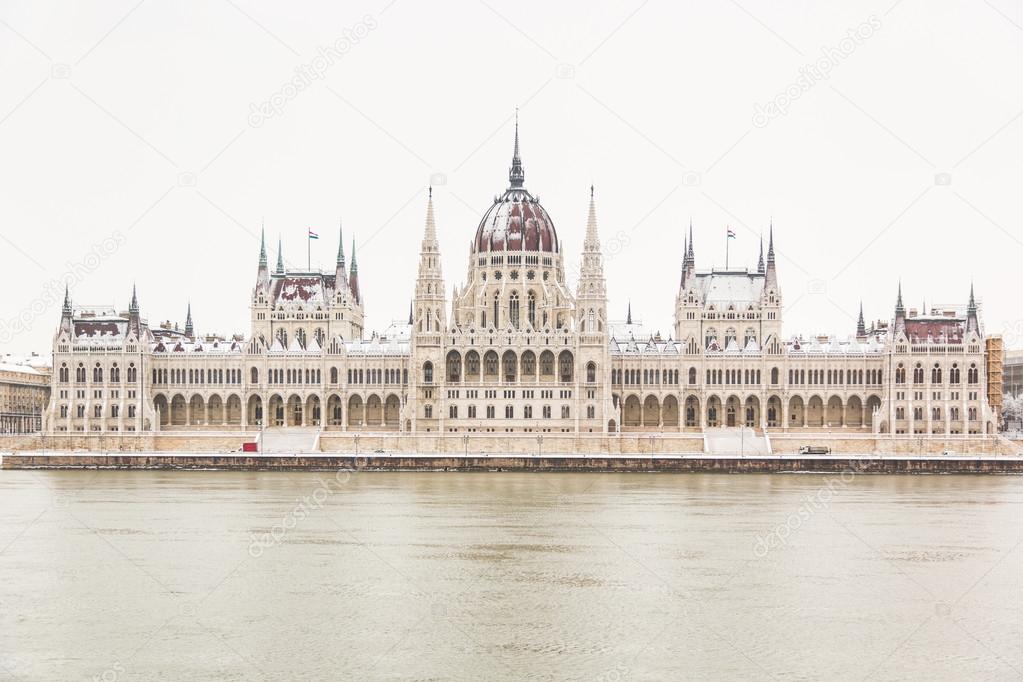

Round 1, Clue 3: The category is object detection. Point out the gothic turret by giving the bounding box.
[349,238,360,304]
[966,283,979,334]
[856,301,866,339]
[764,221,778,290]
[275,237,284,275]
[128,284,141,338]
[757,235,765,274]
[59,284,73,335]
[576,185,607,334]
[184,302,194,340]
[256,226,269,291]
[894,281,906,334]
[335,220,348,292]
[413,188,446,336]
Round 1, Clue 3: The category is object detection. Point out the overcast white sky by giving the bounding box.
[1,0,1022,355]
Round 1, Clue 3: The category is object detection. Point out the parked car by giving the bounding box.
[798,445,831,455]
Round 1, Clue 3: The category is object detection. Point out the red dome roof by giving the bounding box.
[474,116,558,254]
[475,189,558,253]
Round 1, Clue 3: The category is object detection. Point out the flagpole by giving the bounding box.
[725,226,729,270]
[308,233,311,271]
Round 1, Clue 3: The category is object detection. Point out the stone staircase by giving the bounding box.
[259,427,321,454]
[703,427,772,456]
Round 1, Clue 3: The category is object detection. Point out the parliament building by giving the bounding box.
[43,124,1001,442]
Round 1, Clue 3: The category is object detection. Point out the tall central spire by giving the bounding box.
[509,108,525,189]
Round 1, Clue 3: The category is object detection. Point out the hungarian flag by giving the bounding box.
[308,229,319,239]
[726,227,736,239]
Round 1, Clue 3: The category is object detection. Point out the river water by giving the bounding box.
[1,470,1022,681]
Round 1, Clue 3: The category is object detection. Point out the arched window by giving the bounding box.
[76,363,86,383]
[93,364,103,383]
[705,328,717,349]
[250,367,259,384]
[931,363,942,384]
[330,367,338,384]
[509,292,520,328]
[895,364,906,384]
[688,367,697,385]
[59,363,69,383]
[770,367,779,384]
[275,328,287,347]
[110,364,120,383]
[527,292,536,328]
[492,293,500,329]
[423,361,434,383]
[127,363,137,383]
[913,363,924,384]
[950,364,960,384]
[586,362,596,383]
[296,328,307,348]
[968,364,978,384]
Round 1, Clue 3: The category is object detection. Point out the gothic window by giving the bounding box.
[771,367,779,384]
[950,364,960,384]
[689,367,697,385]
[895,364,906,384]
[931,363,942,384]
[527,292,536,328]
[251,367,259,384]
[558,351,574,382]
[424,405,433,419]
[705,328,718,349]
[93,364,103,383]
[744,328,756,346]
[968,364,979,384]
[586,362,596,383]
[59,364,69,383]
[314,328,325,345]
[330,367,338,384]
[492,293,500,329]
[913,363,924,384]
[276,328,287,347]
[110,364,120,383]
[587,405,595,419]
[509,292,520,328]
[127,364,137,383]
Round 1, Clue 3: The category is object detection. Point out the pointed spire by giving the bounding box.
[757,234,765,274]
[508,108,525,189]
[687,220,695,261]
[584,184,599,249]
[129,283,139,313]
[626,300,633,325]
[895,280,905,314]
[857,301,866,337]
[424,188,437,244]
[259,223,267,266]
[408,300,414,326]
[275,236,284,274]
[336,219,345,266]
[62,283,72,317]
[767,219,775,263]
[966,281,979,333]
[184,301,194,339]
[349,237,360,303]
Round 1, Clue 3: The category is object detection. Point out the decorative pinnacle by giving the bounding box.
[509,108,524,189]
[129,283,138,312]
[276,236,284,274]
[895,280,905,314]
[757,234,765,273]
[62,283,72,316]
[336,219,345,265]
[259,223,267,266]
[626,300,632,325]
[767,219,775,262]
[857,301,866,336]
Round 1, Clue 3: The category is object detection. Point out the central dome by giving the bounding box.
[473,119,559,254]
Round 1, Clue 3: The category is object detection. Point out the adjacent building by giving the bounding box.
[1,354,51,434]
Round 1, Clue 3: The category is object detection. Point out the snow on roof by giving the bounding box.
[696,270,765,307]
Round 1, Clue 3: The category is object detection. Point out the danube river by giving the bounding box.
[2,470,1022,680]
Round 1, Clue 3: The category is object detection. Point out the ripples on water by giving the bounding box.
[2,471,1023,680]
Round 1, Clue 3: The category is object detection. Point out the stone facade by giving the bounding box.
[0,355,50,433]
[42,124,999,442]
